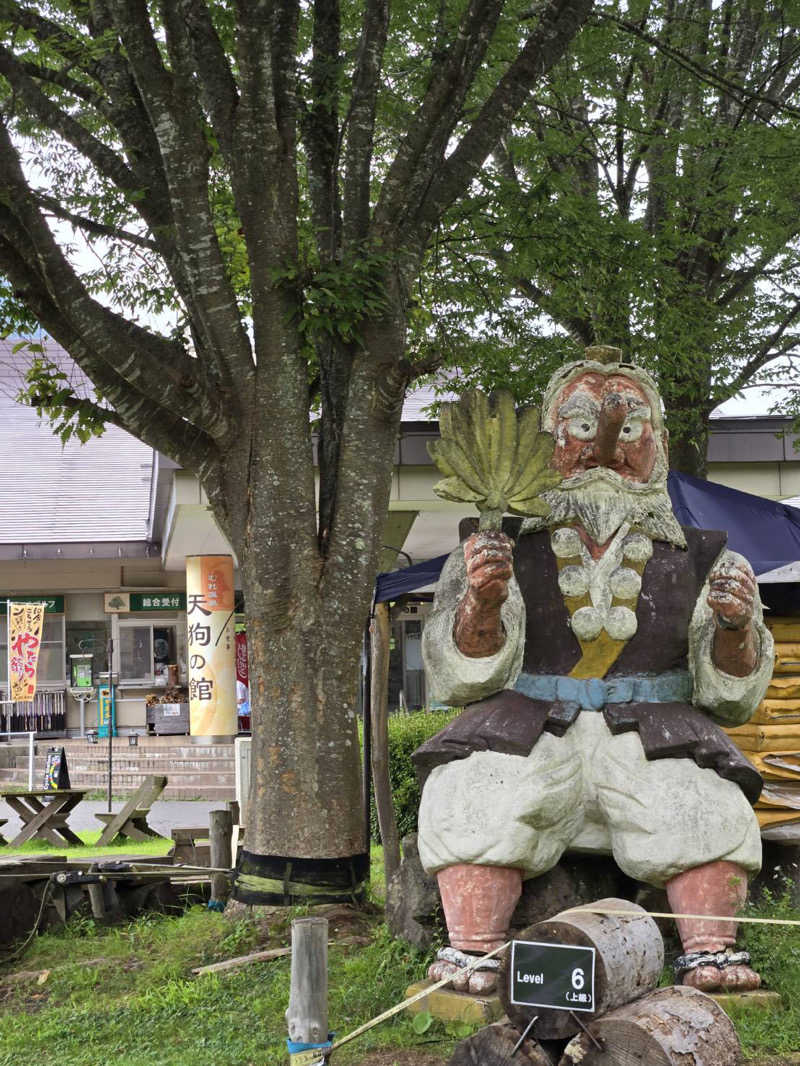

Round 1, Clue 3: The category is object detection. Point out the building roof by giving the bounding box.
[0,337,155,544]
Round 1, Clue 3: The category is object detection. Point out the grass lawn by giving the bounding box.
[0,848,798,1065]
[1,830,173,862]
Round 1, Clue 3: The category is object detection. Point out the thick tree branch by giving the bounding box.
[342,0,389,247]
[406,0,596,245]
[303,0,342,261]
[104,0,253,389]
[0,118,230,439]
[174,0,240,166]
[374,0,506,237]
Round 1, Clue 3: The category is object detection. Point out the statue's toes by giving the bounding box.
[716,964,761,992]
[682,964,761,992]
[467,969,497,994]
[428,959,469,990]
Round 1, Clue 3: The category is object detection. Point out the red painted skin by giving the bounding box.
[438,370,762,992]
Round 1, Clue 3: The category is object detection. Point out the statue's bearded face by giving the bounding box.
[551,372,660,485]
[535,369,685,547]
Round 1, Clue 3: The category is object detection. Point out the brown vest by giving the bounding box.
[413,525,763,804]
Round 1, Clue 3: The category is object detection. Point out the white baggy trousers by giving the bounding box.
[417,712,762,888]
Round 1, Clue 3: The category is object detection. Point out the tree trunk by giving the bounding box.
[559,985,740,1066]
[371,601,400,884]
[499,899,664,1040]
[666,423,709,478]
[230,321,409,903]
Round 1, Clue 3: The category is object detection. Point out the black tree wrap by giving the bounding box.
[232,850,370,906]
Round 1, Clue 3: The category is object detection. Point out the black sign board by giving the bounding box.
[44,747,71,791]
[510,940,596,1013]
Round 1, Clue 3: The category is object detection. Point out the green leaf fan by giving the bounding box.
[428,390,562,531]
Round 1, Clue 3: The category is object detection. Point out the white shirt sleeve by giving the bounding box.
[421,544,525,707]
[689,548,774,726]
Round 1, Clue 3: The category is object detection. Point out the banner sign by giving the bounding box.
[510,940,596,1013]
[186,556,237,737]
[0,596,63,614]
[44,747,71,790]
[105,592,186,613]
[235,631,248,686]
[130,592,186,612]
[8,601,45,702]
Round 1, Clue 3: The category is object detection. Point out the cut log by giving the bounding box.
[558,984,741,1066]
[499,898,664,1040]
[448,1022,560,1066]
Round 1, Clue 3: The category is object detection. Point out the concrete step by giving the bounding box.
[27,755,235,773]
[0,767,235,801]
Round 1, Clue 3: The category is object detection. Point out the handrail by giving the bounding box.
[0,729,36,789]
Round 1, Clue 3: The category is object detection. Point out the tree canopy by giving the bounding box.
[417,0,800,473]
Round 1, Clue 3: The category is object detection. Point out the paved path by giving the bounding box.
[0,797,220,842]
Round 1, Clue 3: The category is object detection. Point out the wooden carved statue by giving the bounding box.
[414,347,772,994]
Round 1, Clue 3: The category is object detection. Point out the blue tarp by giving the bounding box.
[667,470,800,575]
[374,471,800,601]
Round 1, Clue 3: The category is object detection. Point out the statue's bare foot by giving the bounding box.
[676,950,760,992]
[683,963,761,992]
[428,948,499,994]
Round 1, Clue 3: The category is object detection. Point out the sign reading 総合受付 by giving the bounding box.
[510,940,596,1013]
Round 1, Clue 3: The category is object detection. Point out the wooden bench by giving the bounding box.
[95,775,167,846]
[170,826,211,866]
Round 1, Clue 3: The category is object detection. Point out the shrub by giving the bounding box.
[364,708,460,844]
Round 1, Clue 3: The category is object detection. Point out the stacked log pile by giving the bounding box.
[448,899,741,1066]
[724,616,800,832]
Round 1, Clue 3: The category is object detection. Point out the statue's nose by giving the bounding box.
[592,393,626,466]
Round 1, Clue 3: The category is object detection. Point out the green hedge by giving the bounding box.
[363,708,461,844]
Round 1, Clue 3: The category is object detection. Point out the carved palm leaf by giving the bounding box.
[428,390,562,531]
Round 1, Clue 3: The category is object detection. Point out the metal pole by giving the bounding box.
[5,599,10,737]
[107,638,114,814]
[28,730,34,790]
[362,617,372,856]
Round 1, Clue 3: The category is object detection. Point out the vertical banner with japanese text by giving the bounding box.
[8,601,45,702]
[185,556,237,737]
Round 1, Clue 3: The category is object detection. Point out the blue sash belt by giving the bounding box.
[514,670,692,712]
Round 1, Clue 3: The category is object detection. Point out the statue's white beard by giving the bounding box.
[536,467,687,548]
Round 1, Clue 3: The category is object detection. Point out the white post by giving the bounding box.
[28,730,35,790]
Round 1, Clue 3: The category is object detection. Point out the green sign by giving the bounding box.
[130,592,186,612]
[510,940,596,1013]
[0,596,64,614]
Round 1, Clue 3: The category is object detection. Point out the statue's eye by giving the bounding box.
[567,416,597,441]
[621,419,644,442]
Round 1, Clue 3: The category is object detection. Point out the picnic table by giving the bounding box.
[0,788,89,848]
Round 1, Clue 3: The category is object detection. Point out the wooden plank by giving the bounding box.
[192,946,292,976]
[287,917,328,1046]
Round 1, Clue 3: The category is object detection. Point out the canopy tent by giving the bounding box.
[667,470,800,577]
[374,471,800,602]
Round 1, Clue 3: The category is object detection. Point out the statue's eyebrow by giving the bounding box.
[624,401,651,420]
[558,393,600,419]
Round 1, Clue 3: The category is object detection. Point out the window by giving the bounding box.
[66,622,109,685]
[118,619,185,685]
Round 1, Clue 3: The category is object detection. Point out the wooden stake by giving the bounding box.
[370,602,400,884]
[287,916,329,1046]
[209,808,233,904]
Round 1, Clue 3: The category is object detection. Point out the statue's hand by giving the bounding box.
[454,532,513,657]
[463,531,514,608]
[707,557,756,631]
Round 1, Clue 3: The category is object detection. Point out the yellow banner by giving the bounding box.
[8,602,45,702]
[185,556,237,737]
